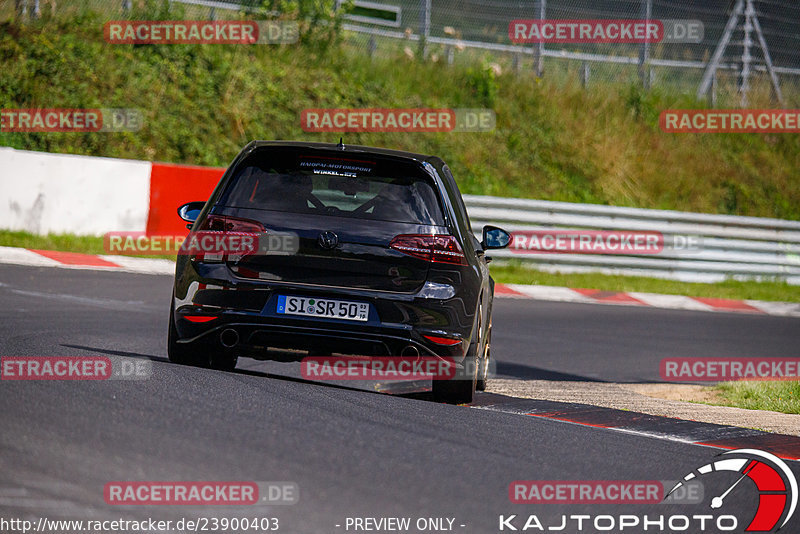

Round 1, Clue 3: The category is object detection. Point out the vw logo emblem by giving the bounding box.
[318,231,338,250]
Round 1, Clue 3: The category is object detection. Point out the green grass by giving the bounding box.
[0,229,110,255]
[2,229,798,302]
[711,381,800,414]
[0,229,175,259]
[490,261,800,302]
[1,7,800,220]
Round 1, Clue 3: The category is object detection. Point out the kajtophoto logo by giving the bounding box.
[666,449,797,532]
[499,450,796,532]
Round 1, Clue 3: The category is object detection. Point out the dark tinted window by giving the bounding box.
[219,150,444,225]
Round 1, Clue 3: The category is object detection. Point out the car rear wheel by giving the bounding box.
[167,300,192,365]
[432,303,481,404]
[476,324,491,391]
[431,354,477,404]
[168,298,237,370]
[209,351,238,371]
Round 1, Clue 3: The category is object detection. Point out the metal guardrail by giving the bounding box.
[464,195,800,285]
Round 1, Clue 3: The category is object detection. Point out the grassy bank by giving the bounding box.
[1,6,799,220]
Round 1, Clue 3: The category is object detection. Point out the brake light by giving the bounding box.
[389,234,467,265]
[198,214,264,233]
[183,315,218,323]
[189,215,266,263]
[423,334,462,346]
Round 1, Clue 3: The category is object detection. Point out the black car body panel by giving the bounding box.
[170,142,508,385]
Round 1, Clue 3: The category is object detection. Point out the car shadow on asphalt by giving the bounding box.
[60,343,437,401]
[61,343,170,363]
[494,361,607,382]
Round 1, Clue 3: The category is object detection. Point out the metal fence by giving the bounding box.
[336,0,800,104]
[465,195,800,285]
[7,0,800,104]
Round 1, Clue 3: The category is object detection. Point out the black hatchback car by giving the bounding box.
[168,141,510,403]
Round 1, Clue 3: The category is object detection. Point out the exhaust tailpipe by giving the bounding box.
[220,329,239,349]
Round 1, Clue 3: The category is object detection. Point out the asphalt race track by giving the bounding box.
[492,297,800,383]
[1,263,799,533]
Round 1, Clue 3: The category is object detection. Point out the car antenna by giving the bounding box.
[337,137,345,150]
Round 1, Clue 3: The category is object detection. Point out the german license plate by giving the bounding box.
[276,295,369,322]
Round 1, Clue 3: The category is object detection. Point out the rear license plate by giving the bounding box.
[276,295,369,322]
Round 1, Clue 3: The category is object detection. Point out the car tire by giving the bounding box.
[167,300,192,365]
[209,351,238,371]
[431,356,476,404]
[476,324,491,391]
[432,303,481,404]
[168,298,217,368]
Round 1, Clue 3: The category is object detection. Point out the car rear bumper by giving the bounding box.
[172,263,474,361]
[175,316,464,361]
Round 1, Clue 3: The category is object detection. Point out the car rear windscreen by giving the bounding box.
[218,149,445,225]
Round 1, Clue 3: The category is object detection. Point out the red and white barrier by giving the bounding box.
[0,147,224,236]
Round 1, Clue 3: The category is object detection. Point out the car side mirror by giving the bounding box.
[177,201,206,223]
[482,225,511,249]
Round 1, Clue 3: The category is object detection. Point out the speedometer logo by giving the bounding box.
[666,449,798,531]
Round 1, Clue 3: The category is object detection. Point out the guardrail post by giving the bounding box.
[368,36,377,59]
[708,71,718,107]
[739,0,754,106]
[15,0,27,19]
[532,0,545,77]
[638,0,652,89]
[418,0,430,59]
[580,61,590,88]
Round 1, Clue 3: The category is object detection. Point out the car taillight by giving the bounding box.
[198,214,264,233]
[183,315,218,323]
[422,334,462,346]
[188,215,266,263]
[389,234,467,265]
